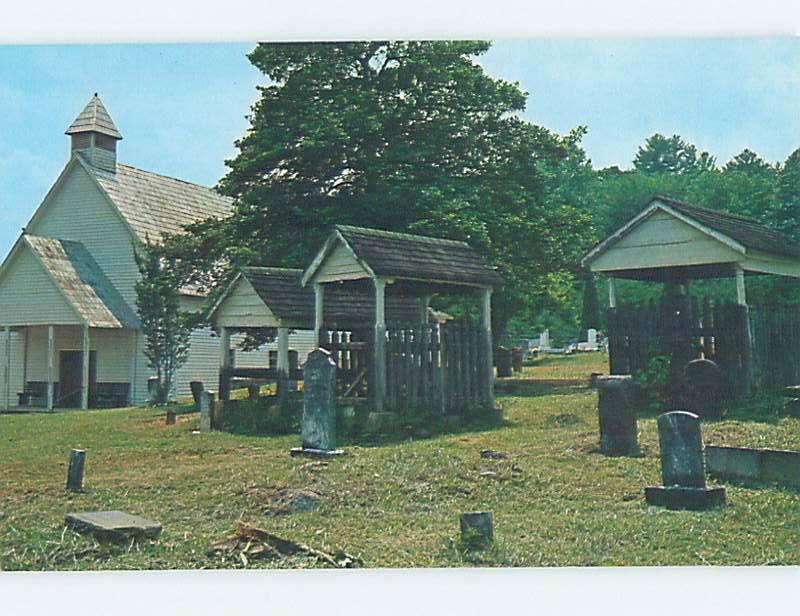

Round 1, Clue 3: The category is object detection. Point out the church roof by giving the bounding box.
[64,94,123,140]
[80,158,234,244]
[24,235,139,328]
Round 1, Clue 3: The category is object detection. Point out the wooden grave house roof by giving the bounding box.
[582,196,800,281]
[302,225,503,291]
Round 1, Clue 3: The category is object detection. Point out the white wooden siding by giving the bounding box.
[591,210,742,273]
[314,242,369,283]
[0,248,82,326]
[27,163,141,308]
[0,330,26,407]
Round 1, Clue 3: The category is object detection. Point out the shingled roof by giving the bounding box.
[305,225,503,288]
[653,196,800,258]
[211,267,430,327]
[84,160,234,244]
[25,235,139,328]
[65,94,123,140]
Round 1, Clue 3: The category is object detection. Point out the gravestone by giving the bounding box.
[495,346,512,378]
[511,347,524,373]
[65,510,161,542]
[645,411,726,510]
[290,348,342,457]
[199,390,212,433]
[682,359,723,418]
[66,449,86,492]
[587,328,597,348]
[539,329,550,352]
[595,375,638,456]
[459,511,494,549]
[189,381,205,410]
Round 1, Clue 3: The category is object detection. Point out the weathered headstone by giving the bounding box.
[511,347,524,373]
[645,411,726,510]
[165,409,176,425]
[587,328,598,348]
[189,380,205,410]
[66,449,86,492]
[459,511,494,549]
[199,390,212,433]
[290,348,342,457]
[495,346,512,378]
[596,375,638,456]
[65,510,161,542]
[539,329,550,352]
[682,358,723,418]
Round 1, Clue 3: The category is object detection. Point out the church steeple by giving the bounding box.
[65,94,122,173]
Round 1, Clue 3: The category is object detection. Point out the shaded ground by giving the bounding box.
[1,352,798,570]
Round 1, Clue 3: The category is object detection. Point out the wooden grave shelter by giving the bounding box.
[208,266,441,401]
[582,196,800,398]
[302,225,503,419]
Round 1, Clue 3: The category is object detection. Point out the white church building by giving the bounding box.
[0,94,312,410]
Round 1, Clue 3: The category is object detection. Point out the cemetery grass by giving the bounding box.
[2,352,800,570]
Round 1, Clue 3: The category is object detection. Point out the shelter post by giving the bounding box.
[277,324,290,398]
[480,287,494,407]
[735,267,747,306]
[607,277,617,309]
[313,283,324,346]
[734,266,754,397]
[129,330,138,406]
[4,326,10,409]
[373,277,387,412]
[47,325,54,411]
[81,324,90,410]
[218,326,231,401]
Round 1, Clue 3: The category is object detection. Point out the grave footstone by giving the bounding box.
[66,449,86,492]
[65,510,161,542]
[199,390,212,433]
[290,348,343,457]
[596,375,638,456]
[459,511,494,549]
[645,411,726,510]
[495,347,512,378]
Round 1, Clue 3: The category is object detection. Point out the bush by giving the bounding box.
[633,355,671,410]
[217,396,302,436]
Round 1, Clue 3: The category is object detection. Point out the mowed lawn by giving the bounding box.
[1,352,799,570]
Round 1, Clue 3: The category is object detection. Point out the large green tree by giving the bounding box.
[176,42,592,331]
[633,133,716,176]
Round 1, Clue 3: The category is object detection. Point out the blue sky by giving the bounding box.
[0,39,798,258]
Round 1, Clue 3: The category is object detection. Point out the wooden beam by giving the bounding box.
[218,326,231,401]
[607,278,617,309]
[480,288,494,408]
[277,326,290,375]
[129,330,138,406]
[736,267,747,306]
[4,326,10,410]
[373,278,387,412]
[81,325,90,410]
[313,283,324,346]
[47,325,54,411]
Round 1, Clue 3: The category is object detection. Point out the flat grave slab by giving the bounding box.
[65,510,162,542]
[290,447,344,458]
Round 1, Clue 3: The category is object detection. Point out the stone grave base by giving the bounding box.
[290,447,344,458]
[65,510,162,542]
[644,486,726,511]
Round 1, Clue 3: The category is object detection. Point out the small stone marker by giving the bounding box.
[290,348,342,457]
[511,347,524,373]
[189,380,205,410]
[66,449,86,492]
[645,411,726,510]
[165,409,176,425]
[595,375,638,456]
[683,358,723,418]
[65,510,161,542]
[495,346,512,378]
[199,390,212,432]
[459,511,494,549]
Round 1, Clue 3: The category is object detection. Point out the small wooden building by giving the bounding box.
[582,196,800,396]
[302,225,503,419]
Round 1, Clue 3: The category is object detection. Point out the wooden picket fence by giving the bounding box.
[321,319,490,413]
[608,298,800,398]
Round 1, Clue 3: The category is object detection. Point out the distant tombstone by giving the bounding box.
[290,348,342,457]
[510,347,524,373]
[199,390,212,433]
[165,409,176,425]
[495,347,512,378]
[682,359,723,418]
[66,449,86,492]
[645,411,726,510]
[459,511,494,549]
[539,330,550,351]
[595,375,638,456]
[147,377,160,405]
[189,381,205,410]
[587,328,598,347]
